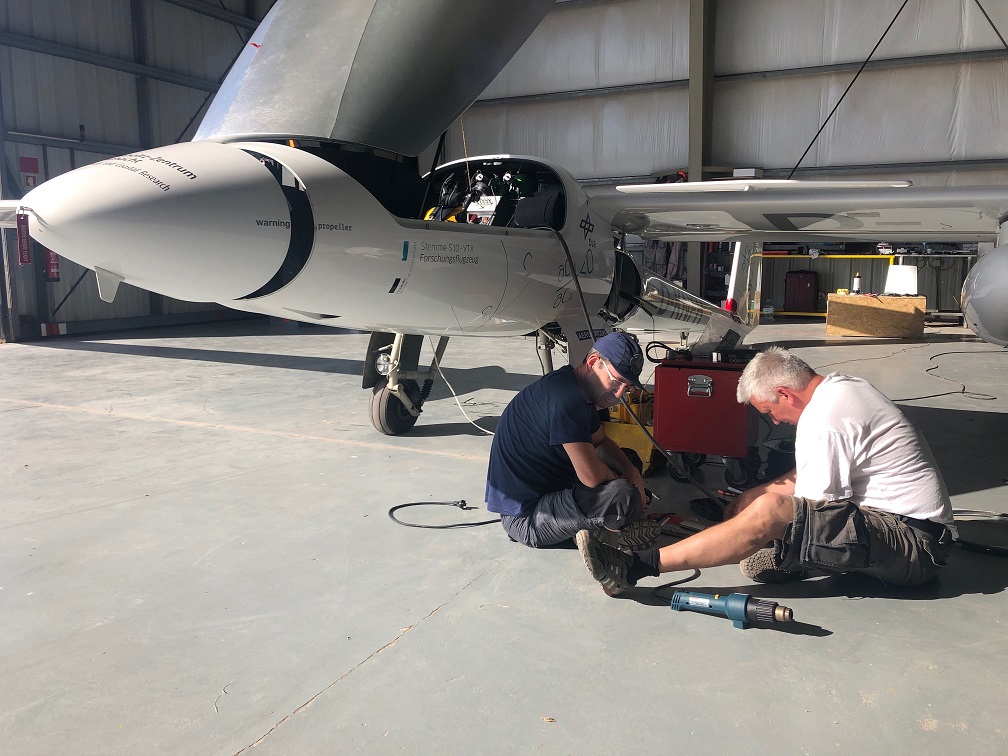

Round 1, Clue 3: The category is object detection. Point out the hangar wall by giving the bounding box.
[450,0,1008,188]
[0,0,272,342]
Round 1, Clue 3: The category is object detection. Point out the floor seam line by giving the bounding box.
[234,558,509,753]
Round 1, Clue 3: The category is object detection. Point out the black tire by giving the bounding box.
[683,453,707,471]
[370,377,421,435]
[668,453,692,483]
[723,457,755,488]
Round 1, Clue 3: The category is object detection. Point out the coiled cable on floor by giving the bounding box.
[388,500,501,529]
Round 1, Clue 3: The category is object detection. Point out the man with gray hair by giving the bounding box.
[576,346,956,595]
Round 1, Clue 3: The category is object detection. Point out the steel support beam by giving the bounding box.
[0,31,218,92]
[0,75,15,342]
[2,131,135,156]
[687,0,716,296]
[473,47,1008,107]
[159,0,259,30]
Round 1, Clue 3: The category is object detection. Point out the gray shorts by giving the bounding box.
[500,478,643,548]
[779,497,953,586]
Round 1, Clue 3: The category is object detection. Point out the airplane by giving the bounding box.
[1,0,1007,437]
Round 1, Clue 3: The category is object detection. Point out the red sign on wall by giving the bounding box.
[44,247,60,282]
[16,212,31,265]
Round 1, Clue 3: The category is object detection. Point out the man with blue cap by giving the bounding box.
[485,331,659,550]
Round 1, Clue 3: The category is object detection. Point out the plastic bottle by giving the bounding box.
[852,271,862,294]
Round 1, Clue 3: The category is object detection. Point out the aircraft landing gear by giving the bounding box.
[370,377,423,435]
[536,329,555,374]
[363,332,449,435]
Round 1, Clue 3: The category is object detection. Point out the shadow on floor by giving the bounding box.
[29,339,540,392]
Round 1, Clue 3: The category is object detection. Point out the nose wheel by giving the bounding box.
[363,332,449,435]
[370,377,422,435]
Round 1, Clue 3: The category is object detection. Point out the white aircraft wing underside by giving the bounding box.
[589,183,1008,243]
[195,0,554,156]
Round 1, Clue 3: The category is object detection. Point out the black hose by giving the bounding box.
[388,500,500,529]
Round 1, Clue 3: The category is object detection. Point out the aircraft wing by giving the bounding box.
[194,0,554,157]
[588,180,1008,244]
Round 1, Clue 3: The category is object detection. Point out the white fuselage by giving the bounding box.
[21,141,622,339]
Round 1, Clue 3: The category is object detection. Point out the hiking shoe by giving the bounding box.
[740,544,804,583]
[596,519,662,552]
[576,529,633,596]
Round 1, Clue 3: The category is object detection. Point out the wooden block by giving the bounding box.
[825,294,926,338]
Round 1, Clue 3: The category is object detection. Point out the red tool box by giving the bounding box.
[652,358,759,460]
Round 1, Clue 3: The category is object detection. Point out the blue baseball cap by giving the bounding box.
[593,331,644,388]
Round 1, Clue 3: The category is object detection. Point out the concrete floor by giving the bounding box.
[2,316,1007,754]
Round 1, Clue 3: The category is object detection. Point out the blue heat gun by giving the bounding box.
[670,590,794,629]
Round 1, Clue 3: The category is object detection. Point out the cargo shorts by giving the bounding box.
[778,497,953,586]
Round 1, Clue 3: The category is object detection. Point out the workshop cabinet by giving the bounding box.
[652,359,758,459]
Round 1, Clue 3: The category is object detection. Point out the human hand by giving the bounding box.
[623,466,647,512]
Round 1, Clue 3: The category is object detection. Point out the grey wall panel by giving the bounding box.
[145,1,248,83]
[161,297,218,315]
[463,0,1008,186]
[712,59,1008,176]
[1,0,134,59]
[715,0,1008,75]
[452,87,690,180]
[3,47,140,145]
[148,79,214,144]
[482,0,689,99]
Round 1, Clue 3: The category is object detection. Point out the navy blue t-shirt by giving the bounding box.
[485,365,601,517]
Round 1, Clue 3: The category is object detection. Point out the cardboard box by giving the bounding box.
[825,294,926,338]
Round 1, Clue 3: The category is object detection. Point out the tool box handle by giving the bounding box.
[687,375,713,397]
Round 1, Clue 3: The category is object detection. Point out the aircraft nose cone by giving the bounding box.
[23,142,292,302]
[962,244,1008,346]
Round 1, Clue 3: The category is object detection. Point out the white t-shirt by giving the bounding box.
[794,373,957,536]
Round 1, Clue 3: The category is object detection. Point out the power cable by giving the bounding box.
[813,346,1002,401]
[650,569,702,601]
[426,336,495,435]
[388,500,500,529]
[787,0,911,178]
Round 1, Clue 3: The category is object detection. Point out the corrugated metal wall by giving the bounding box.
[758,253,976,315]
[449,0,1006,309]
[451,0,691,181]
[456,0,1008,187]
[0,0,273,340]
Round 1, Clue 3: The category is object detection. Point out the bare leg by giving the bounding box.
[658,493,794,573]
